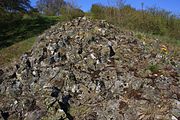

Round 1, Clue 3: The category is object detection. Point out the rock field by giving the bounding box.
[0,17,180,120]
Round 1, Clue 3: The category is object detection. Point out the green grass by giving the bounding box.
[148,63,160,73]
[136,31,180,46]
[0,37,35,67]
[0,15,64,49]
[0,15,66,66]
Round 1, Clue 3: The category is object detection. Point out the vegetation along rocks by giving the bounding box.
[0,17,180,120]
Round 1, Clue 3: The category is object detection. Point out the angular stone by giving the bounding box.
[0,17,179,120]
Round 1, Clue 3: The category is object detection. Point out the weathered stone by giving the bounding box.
[0,17,179,120]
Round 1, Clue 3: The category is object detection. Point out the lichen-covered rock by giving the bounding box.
[0,17,180,120]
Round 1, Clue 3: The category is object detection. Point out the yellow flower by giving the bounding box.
[161,45,168,54]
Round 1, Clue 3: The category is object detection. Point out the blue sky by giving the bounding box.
[31,0,180,15]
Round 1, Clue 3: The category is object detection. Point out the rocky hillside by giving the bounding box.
[0,17,180,120]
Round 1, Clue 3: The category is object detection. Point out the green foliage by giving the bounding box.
[0,0,31,12]
[0,12,23,33]
[90,4,180,43]
[22,14,32,20]
[0,0,34,29]
[28,8,40,18]
[36,0,84,19]
[0,37,36,67]
[0,15,63,49]
[135,33,144,40]
[148,64,159,73]
[60,7,84,20]
[36,0,66,16]
[0,15,66,66]
[91,4,105,19]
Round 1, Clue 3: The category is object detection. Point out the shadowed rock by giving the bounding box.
[0,17,179,120]
[51,86,60,98]
[0,110,9,120]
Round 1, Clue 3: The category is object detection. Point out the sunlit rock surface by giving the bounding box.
[0,17,180,120]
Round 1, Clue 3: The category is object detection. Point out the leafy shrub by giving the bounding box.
[91,4,106,19]
[28,8,40,18]
[22,14,32,20]
[90,4,180,42]
[60,7,84,20]
[0,11,22,29]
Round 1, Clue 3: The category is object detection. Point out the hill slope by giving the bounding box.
[0,16,65,67]
[0,17,180,120]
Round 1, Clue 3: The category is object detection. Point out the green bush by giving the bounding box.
[28,8,40,18]
[22,14,32,20]
[60,7,84,20]
[91,4,106,19]
[90,4,180,42]
[0,11,22,29]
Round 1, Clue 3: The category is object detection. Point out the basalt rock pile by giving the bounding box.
[0,17,180,120]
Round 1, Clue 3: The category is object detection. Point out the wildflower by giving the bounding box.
[161,45,168,54]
